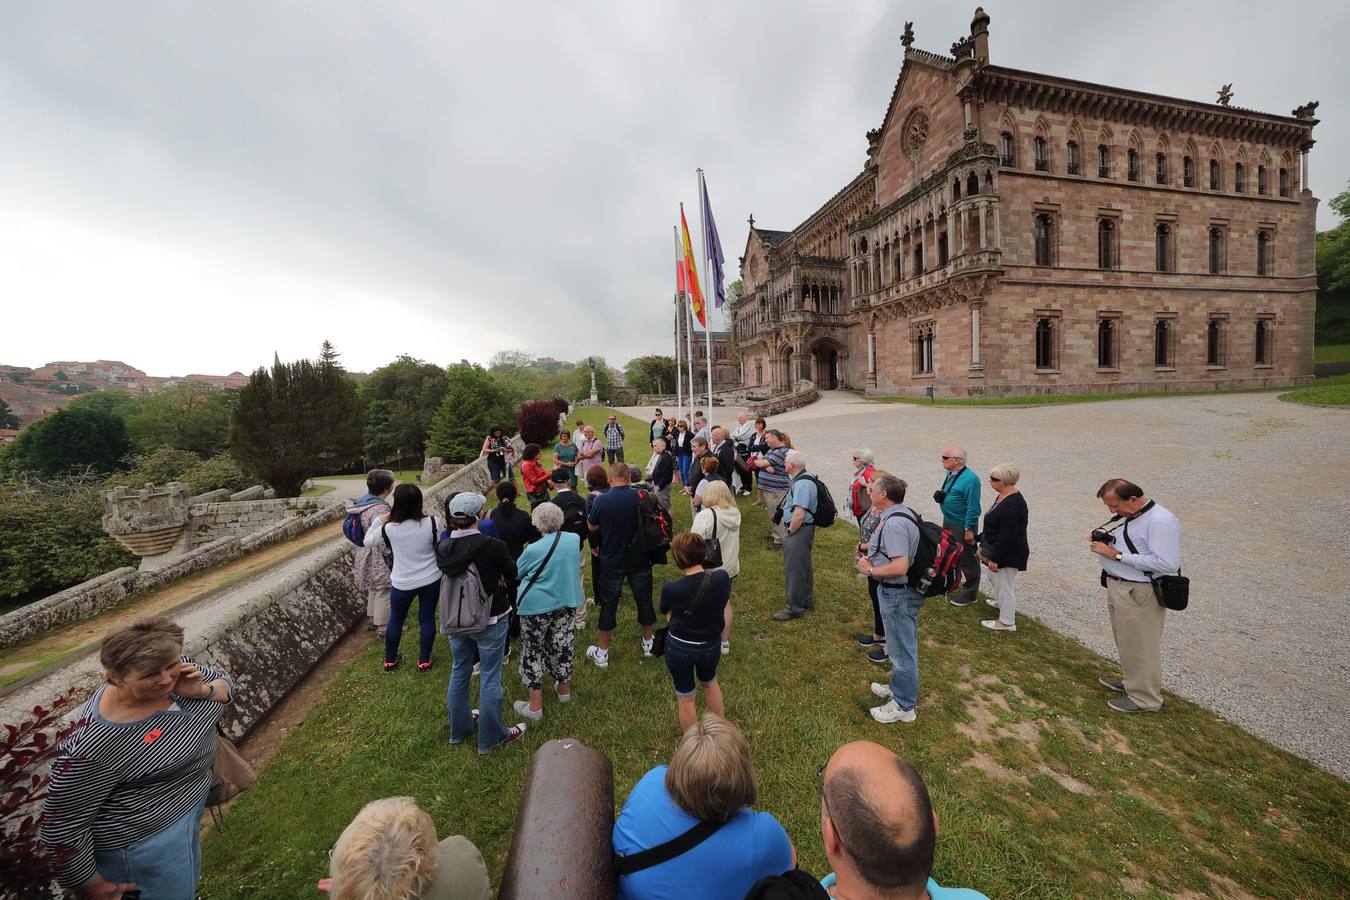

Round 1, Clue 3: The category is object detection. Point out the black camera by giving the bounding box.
[933,490,947,504]
[1090,529,1115,544]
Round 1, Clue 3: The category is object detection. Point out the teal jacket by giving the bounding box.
[515,531,583,616]
[939,467,982,531]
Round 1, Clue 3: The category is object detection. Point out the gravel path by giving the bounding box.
[631,392,1350,780]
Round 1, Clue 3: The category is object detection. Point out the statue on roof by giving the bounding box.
[901,21,914,49]
[1292,100,1319,119]
[1217,83,1233,106]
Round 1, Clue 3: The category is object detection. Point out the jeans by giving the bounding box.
[386,578,440,664]
[596,566,655,631]
[877,583,926,711]
[676,454,691,483]
[93,795,206,899]
[665,636,720,696]
[868,575,884,637]
[487,455,506,482]
[448,617,511,752]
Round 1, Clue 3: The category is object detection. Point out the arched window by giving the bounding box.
[1210,159,1221,190]
[1155,224,1172,272]
[1206,318,1225,366]
[1098,219,1116,269]
[893,252,904,282]
[1279,167,1290,197]
[1034,214,1054,266]
[1235,162,1246,193]
[937,232,949,266]
[913,242,925,275]
[1156,152,1168,184]
[984,169,994,192]
[1183,156,1195,187]
[1257,230,1270,276]
[1001,132,1015,166]
[1155,319,1172,367]
[1098,145,1110,178]
[1035,318,1056,369]
[1067,141,1080,175]
[1127,148,1140,181]
[1034,136,1048,171]
[967,172,980,196]
[952,178,961,200]
[1258,165,1268,195]
[1209,226,1225,274]
[1097,319,1116,368]
[915,324,935,374]
[1255,319,1272,364]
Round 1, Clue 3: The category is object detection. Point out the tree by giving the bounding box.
[1316,181,1350,344]
[486,348,535,408]
[0,398,18,430]
[624,355,677,394]
[63,389,143,420]
[570,355,614,402]
[1,408,129,476]
[360,356,448,466]
[124,384,236,457]
[318,339,343,370]
[230,359,363,496]
[426,364,512,463]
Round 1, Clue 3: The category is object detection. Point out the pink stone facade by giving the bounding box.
[730,9,1319,398]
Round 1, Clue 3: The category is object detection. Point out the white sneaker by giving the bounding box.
[870,699,917,723]
[985,598,999,608]
[641,637,654,657]
[869,682,893,700]
[586,645,609,669]
[720,640,730,655]
[513,699,544,720]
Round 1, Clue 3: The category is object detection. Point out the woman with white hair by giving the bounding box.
[320,796,490,899]
[980,462,1029,632]
[512,502,582,720]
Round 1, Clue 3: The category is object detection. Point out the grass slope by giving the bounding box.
[1280,373,1350,407]
[1313,344,1350,364]
[200,409,1349,899]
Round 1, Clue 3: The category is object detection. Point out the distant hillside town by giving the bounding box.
[0,360,249,428]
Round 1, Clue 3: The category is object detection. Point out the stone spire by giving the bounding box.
[971,7,990,63]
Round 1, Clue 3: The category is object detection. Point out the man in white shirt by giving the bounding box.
[1089,478,1182,713]
[730,414,755,496]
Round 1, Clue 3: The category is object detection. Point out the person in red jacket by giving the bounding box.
[849,450,877,523]
[520,444,553,508]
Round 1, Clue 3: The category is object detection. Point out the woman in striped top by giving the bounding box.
[41,616,235,899]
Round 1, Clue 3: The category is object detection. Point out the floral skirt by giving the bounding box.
[519,607,575,690]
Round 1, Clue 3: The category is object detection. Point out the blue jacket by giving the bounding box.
[515,531,583,615]
[939,467,981,531]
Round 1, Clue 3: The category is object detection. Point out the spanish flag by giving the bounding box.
[680,203,706,327]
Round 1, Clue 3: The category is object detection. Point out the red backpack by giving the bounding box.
[887,509,965,597]
[850,465,876,518]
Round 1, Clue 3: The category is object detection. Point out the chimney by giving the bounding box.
[971,7,990,63]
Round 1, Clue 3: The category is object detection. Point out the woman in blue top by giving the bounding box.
[512,502,582,720]
[613,714,793,900]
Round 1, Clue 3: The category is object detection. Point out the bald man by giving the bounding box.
[820,742,988,899]
[935,448,982,606]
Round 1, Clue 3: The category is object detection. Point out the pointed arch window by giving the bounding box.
[1279,167,1290,197]
[1183,156,1195,187]
[1098,145,1110,178]
[1097,318,1118,369]
[1127,148,1140,182]
[1034,136,1048,171]
[1156,152,1168,184]
[914,323,935,375]
[967,172,980,196]
[1097,218,1117,269]
[1033,213,1055,266]
[952,178,961,201]
[937,232,949,266]
[1235,162,1246,193]
[1000,132,1015,166]
[1258,165,1268,195]
[1210,159,1221,190]
[1155,223,1173,273]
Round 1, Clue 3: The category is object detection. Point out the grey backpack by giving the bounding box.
[438,560,490,635]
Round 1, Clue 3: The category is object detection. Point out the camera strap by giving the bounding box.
[1121,501,1157,575]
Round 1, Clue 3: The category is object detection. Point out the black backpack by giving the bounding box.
[886,509,965,597]
[794,474,837,529]
[633,486,673,552]
[555,491,588,537]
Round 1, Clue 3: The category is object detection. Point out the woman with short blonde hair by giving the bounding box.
[612,715,792,898]
[324,796,490,900]
[981,461,1029,633]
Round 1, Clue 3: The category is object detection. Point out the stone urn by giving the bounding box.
[103,482,192,569]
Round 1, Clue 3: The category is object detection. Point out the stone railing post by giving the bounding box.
[103,482,191,570]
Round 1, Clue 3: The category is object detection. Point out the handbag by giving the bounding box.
[1122,516,1189,611]
[650,572,712,658]
[207,725,256,831]
[703,509,724,569]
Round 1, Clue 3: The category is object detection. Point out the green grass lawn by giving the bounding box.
[200,409,1349,899]
[1280,373,1350,406]
[1314,344,1350,363]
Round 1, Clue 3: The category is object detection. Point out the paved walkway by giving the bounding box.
[631,391,1350,780]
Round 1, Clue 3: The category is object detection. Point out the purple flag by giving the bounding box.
[701,176,726,309]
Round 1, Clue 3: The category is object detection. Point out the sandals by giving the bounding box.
[417,660,434,673]
[383,655,402,672]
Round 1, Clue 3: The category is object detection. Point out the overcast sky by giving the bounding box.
[3,1,1345,376]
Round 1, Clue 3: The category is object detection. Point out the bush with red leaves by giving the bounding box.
[1,690,85,900]
[517,400,561,448]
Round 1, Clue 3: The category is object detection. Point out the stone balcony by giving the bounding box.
[854,248,1002,309]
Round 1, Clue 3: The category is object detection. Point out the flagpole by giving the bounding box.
[697,169,713,416]
[672,226,684,422]
[684,271,697,422]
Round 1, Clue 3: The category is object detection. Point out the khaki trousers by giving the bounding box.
[366,587,391,628]
[762,491,787,544]
[1106,578,1166,710]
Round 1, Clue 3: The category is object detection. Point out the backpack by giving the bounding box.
[556,491,589,537]
[793,474,838,529]
[342,499,388,547]
[851,465,876,518]
[887,509,965,597]
[634,486,673,552]
[438,558,491,635]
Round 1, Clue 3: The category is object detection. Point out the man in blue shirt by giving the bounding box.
[936,447,982,606]
[820,741,989,899]
[772,450,817,622]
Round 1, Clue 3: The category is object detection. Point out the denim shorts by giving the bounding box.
[665,635,720,696]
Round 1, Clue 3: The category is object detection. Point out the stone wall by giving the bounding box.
[747,381,820,416]
[188,497,341,546]
[422,437,524,517]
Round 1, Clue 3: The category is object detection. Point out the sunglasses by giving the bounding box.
[941,455,961,461]
[989,476,1002,483]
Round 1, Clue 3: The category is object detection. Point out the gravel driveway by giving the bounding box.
[628,392,1350,780]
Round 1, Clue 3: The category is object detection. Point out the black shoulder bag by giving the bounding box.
[613,816,725,877]
[703,509,723,569]
[515,531,562,606]
[650,571,712,658]
[1121,512,1189,611]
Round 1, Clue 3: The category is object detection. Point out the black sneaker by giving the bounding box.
[856,634,883,647]
[949,595,978,607]
[867,647,890,664]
